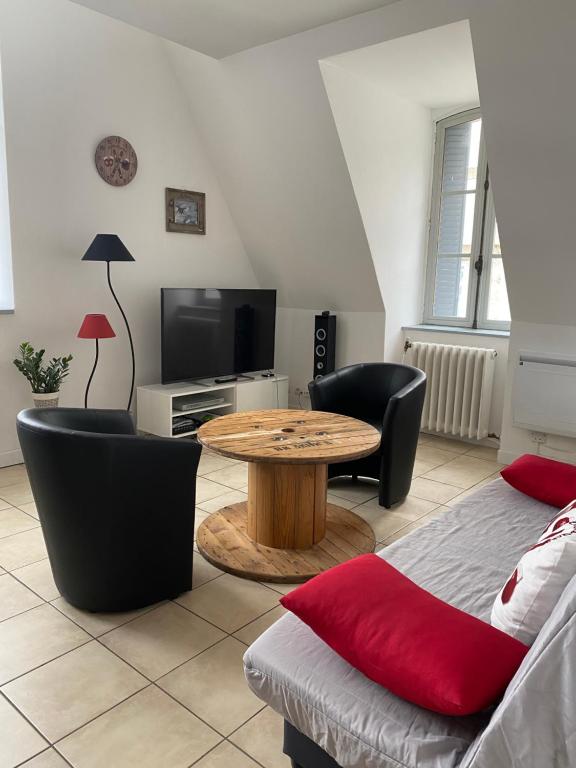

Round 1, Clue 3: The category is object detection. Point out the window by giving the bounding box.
[0,59,14,312]
[424,109,510,330]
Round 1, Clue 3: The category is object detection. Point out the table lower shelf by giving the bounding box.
[196,501,375,583]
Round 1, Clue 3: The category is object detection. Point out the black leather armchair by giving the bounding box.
[16,408,201,612]
[308,363,426,508]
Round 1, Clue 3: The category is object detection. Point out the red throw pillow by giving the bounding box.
[501,454,576,507]
[281,555,528,716]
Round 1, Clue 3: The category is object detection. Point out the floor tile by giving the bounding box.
[0,465,29,488]
[415,445,459,469]
[159,637,263,735]
[203,464,249,490]
[0,604,89,684]
[411,458,438,477]
[2,641,147,743]
[0,694,47,767]
[0,573,43,621]
[57,686,221,768]
[196,478,233,504]
[197,454,236,476]
[0,528,47,571]
[0,481,34,507]
[465,445,500,462]
[326,478,379,504]
[50,597,160,638]
[198,489,247,514]
[192,552,224,588]
[326,494,358,509]
[20,749,69,767]
[0,506,39,538]
[354,496,437,541]
[417,434,470,453]
[18,502,39,520]
[261,582,300,596]
[0,498,12,510]
[12,559,60,601]
[422,455,503,489]
[389,495,440,521]
[408,477,462,504]
[177,573,279,633]
[379,505,449,546]
[99,601,225,680]
[234,606,287,646]
[231,707,290,768]
[194,741,260,768]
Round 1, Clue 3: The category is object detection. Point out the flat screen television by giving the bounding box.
[161,288,277,384]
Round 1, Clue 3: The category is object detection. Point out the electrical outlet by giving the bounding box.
[529,431,547,444]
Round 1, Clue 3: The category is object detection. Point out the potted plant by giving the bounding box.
[13,342,73,408]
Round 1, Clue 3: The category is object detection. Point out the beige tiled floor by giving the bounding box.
[0,436,502,767]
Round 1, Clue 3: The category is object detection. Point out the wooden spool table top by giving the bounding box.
[197,409,381,464]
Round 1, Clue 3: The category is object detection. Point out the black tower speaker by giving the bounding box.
[313,311,336,381]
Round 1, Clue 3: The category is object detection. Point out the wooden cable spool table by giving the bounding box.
[197,409,380,583]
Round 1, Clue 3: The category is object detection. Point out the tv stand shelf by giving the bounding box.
[137,374,289,439]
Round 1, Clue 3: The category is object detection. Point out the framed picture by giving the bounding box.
[165,188,206,234]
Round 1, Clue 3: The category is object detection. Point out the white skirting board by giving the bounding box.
[0,449,23,468]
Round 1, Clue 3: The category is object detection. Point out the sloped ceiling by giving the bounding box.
[67,0,401,58]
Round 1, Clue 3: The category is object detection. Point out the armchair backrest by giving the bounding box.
[308,363,424,424]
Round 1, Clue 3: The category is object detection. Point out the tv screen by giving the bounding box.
[161,288,276,384]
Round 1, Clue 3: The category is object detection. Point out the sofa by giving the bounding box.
[244,478,576,768]
[16,407,201,612]
[308,363,426,508]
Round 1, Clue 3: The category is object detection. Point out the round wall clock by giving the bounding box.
[95,136,138,187]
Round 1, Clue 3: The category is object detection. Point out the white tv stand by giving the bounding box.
[137,373,289,439]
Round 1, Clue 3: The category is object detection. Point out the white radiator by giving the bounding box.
[405,340,497,440]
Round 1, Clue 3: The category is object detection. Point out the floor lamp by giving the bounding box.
[82,235,136,410]
[77,314,116,407]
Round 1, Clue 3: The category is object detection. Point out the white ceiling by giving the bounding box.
[68,0,401,58]
[324,21,479,109]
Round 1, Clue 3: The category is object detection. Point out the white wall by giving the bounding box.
[276,307,386,406]
[162,0,576,457]
[320,62,431,360]
[499,323,576,464]
[0,0,257,465]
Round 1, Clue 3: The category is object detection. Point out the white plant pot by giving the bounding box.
[32,392,59,409]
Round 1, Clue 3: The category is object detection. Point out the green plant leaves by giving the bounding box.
[13,342,73,394]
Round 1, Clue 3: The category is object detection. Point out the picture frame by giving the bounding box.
[165,187,206,234]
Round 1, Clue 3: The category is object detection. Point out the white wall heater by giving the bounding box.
[513,352,576,438]
[405,340,496,440]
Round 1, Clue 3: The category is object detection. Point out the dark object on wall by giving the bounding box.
[77,314,116,408]
[308,362,426,508]
[16,408,201,612]
[313,311,336,381]
[95,136,138,186]
[166,187,206,234]
[82,235,136,411]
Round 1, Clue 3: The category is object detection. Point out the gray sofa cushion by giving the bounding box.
[244,479,557,768]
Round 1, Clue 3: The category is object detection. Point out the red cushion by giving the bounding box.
[501,454,576,507]
[281,555,528,716]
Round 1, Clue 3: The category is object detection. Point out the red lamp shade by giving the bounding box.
[77,314,116,339]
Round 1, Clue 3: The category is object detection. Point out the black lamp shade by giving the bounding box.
[82,234,134,262]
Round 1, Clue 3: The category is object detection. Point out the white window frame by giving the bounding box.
[423,109,509,331]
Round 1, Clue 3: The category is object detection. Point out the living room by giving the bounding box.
[1,0,575,766]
